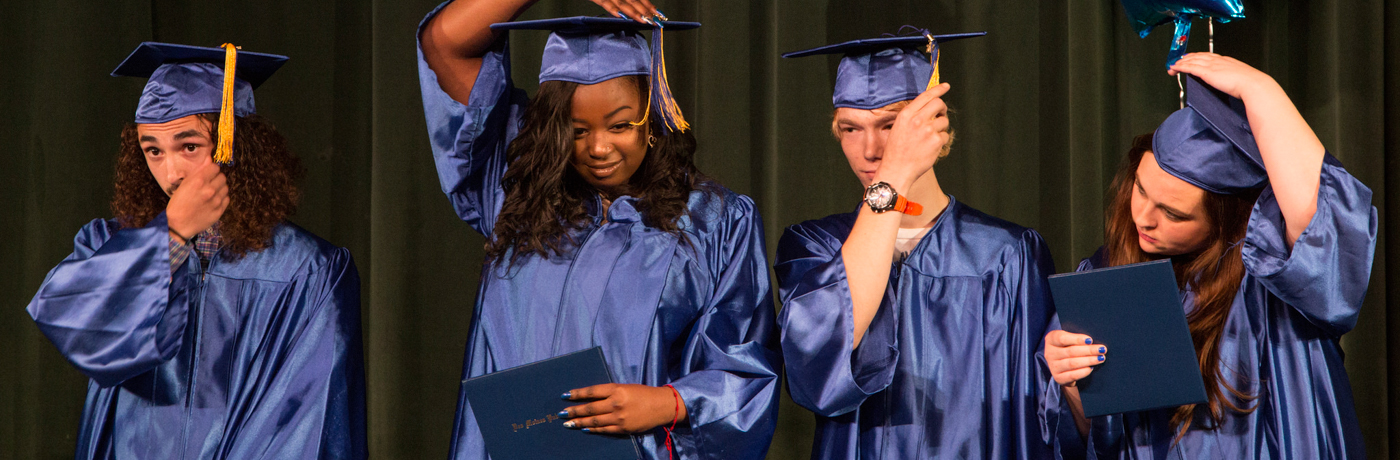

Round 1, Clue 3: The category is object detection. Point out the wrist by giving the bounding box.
[168,229,191,245]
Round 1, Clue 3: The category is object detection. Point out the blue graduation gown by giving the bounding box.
[1038,157,1377,459]
[26,215,367,460]
[415,5,782,459]
[775,197,1057,459]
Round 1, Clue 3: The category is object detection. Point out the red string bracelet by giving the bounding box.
[662,384,681,460]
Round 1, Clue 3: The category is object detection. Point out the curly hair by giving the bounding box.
[111,113,304,260]
[484,75,707,263]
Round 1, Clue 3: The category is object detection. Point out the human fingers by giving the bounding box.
[1047,330,1095,349]
[562,412,620,430]
[562,398,618,418]
[905,82,951,114]
[564,383,617,402]
[1053,367,1095,386]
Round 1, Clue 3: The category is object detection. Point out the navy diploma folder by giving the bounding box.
[461,347,641,460]
[1048,259,1207,418]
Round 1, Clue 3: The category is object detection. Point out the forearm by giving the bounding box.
[420,0,536,101]
[1243,79,1324,246]
[840,206,901,348]
[1061,384,1089,436]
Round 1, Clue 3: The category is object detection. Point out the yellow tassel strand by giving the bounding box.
[213,43,239,164]
[925,33,940,90]
[653,28,689,133]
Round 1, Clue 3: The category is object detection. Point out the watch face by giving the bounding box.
[865,183,895,210]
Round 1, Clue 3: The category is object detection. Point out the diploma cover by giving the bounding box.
[461,347,642,459]
[1049,259,1208,418]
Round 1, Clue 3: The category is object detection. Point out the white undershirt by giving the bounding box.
[894,224,934,258]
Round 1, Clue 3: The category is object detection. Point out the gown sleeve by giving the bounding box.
[416,0,528,236]
[774,222,900,417]
[666,196,782,459]
[997,230,1057,459]
[26,214,191,388]
[1241,154,1378,337]
[221,249,367,460]
[1037,256,1125,460]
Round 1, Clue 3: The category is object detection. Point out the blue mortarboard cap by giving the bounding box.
[1152,75,1266,194]
[490,17,700,134]
[782,31,986,109]
[112,42,288,125]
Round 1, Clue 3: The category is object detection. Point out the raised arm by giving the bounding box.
[419,0,536,104]
[1169,53,1325,247]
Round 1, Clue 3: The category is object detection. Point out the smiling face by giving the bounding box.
[1131,151,1212,255]
[136,115,216,196]
[569,76,649,198]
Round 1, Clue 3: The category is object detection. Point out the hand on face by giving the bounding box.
[1044,330,1106,387]
[1168,53,1274,101]
[876,83,951,191]
[559,383,684,434]
[165,158,229,240]
[589,0,663,24]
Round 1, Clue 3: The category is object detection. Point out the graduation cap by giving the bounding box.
[1152,75,1266,194]
[490,16,700,134]
[782,30,986,109]
[112,42,289,164]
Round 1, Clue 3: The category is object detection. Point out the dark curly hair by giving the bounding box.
[112,113,304,260]
[484,75,708,264]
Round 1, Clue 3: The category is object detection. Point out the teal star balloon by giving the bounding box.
[1120,0,1245,68]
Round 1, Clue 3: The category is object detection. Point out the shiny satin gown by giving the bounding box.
[1039,157,1377,459]
[775,197,1057,459]
[26,215,366,459]
[415,7,782,459]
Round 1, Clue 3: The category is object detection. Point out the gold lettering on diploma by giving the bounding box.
[510,413,562,433]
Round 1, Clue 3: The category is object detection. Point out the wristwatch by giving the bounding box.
[864,181,923,215]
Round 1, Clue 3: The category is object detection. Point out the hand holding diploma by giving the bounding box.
[560,383,687,434]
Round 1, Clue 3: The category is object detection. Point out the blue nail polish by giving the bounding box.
[560,392,571,400]
[617,12,629,20]
[655,9,668,20]
[1099,346,1106,354]
[1097,355,1105,362]
[557,410,568,418]
[1084,338,1093,345]
[582,428,591,433]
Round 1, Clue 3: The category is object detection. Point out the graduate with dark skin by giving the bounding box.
[421,0,686,436]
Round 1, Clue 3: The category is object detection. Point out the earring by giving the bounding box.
[648,135,657,147]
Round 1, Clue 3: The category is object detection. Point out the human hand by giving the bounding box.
[560,383,685,434]
[589,0,663,25]
[874,83,951,191]
[165,158,228,241]
[1043,330,1106,387]
[1168,53,1277,101]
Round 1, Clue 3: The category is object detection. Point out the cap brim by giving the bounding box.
[111,42,289,89]
[782,31,986,58]
[490,16,700,33]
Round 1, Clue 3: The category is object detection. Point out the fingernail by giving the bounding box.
[1098,346,1106,354]
[617,12,629,20]
[1084,338,1093,345]
[563,421,576,428]
[1097,355,1105,362]
[581,428,591,433]
[655,9,668,20]
[560,392,571,400]
[557,410,569,418]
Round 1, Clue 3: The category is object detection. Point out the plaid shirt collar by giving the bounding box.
[193,221,224,261]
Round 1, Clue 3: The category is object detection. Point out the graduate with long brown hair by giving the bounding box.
[1040,54,1376,459]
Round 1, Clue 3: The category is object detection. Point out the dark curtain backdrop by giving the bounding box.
[1,0,1395,458]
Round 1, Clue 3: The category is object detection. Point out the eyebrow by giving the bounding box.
[604,106,634,120]
[139,130,206,144]
[1136,175,1190,217]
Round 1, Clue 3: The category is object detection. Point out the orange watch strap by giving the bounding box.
[894,195,923,216]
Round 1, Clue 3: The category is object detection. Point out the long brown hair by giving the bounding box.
[112,113,304,260]
[484,75,706,263]
[1104,133,1261,435]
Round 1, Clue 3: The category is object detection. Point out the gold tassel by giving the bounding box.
[213,43,239,164]
[925,33,941,90]
[653,28,688,133]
